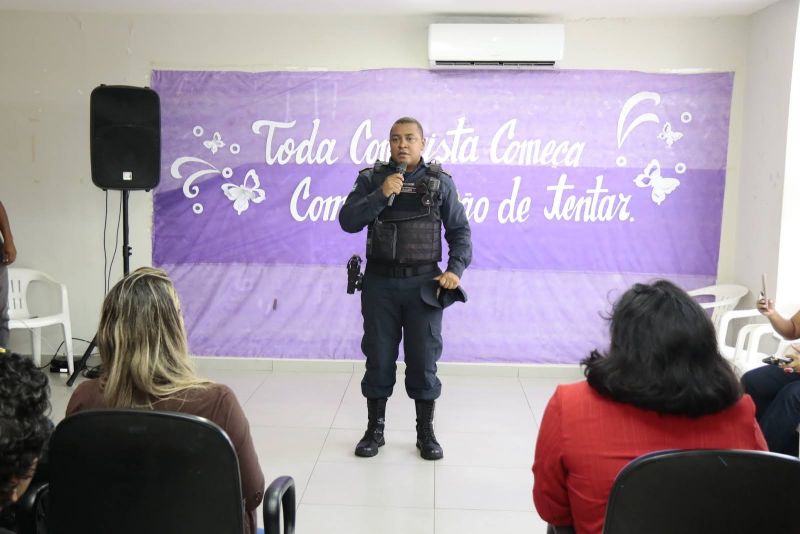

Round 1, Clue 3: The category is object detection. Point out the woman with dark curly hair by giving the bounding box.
[533,280,767,534]
[0,352,51,528]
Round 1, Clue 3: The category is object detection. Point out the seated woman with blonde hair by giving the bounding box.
[67,267,264,534]
[533,280,767,534]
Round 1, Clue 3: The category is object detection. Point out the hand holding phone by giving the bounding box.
[763,355,793,366]
[757,273,775,316]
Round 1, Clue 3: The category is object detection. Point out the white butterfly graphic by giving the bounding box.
[221,169,266,215]
[203,131,225,154]
[657,122,683,147]
[634,159,680,205]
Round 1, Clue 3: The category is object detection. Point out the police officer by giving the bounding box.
[339,117,472,460]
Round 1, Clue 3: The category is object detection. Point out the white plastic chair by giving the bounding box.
[7,268,74,373]
[738,325,793,372]
[687,284,749,332]
[716,309,769,371]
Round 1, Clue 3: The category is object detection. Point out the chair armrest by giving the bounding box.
[718,309,764,346]
[719,308,762,322]
[263,476,295,534]
[727,323,773,371]
[744,324,781,364]
[687,285,713,297]
[698,295,739,310]
[16,481,48,534]
[58,282,70,317]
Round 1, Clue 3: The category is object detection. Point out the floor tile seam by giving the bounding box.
[433,507,539,515]
[428,430,536,437]
[315,459,442,466]
[328,426,419,432]
[433,507,539,513]
[300,429,333,506]
[248,423,333,431]
[236,370,294,406]
[435,465,531,472]
[441,389,531,396]
[433,506,536,513]
[293,469,317,507]
[518,374,541,421]
[434,409,537,418]
[247,388,353,399]
[311,459,437,470]
[298,499,437,510]
[439,393,535,400]
[253,373,353,381]
[299,369,358,505]
[240,371,277,406]
[421,430,534,436]
[258,462,318,473]
[297,503,434,511]
[249,390,354,399]
[248,428,538,437]
[432,396,528,406]
[244,423,339,430]
[434,462,534,469]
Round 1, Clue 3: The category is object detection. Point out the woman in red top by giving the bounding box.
[533,280,767,534]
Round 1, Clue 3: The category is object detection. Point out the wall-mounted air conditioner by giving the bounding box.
[428,23,565,69]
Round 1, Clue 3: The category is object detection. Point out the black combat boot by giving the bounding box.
[355,397,387,457]
[415,399,443,460]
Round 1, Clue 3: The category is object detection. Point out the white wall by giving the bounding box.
[0,11,750,354]
[779,2,800,312]
[563,17,749,288]
[736,0,799,313]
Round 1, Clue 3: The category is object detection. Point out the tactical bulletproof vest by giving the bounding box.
[366,162,443,265]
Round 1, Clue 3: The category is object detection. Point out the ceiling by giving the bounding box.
[0,0,783,18]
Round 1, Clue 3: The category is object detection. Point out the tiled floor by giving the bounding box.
[48,364,581,534]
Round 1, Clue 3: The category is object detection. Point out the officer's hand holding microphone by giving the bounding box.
[382,171,404,201]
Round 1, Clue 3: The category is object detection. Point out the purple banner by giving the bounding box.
[151,69,731,363]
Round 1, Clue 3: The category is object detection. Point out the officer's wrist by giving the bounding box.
[446,266,464,278]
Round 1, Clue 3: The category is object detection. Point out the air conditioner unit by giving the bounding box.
[428,23,564,69]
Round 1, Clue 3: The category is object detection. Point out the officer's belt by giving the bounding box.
[365,262,438,278]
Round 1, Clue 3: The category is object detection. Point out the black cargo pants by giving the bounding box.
[359,270,443,401]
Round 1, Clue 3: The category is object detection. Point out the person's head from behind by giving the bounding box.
[389,117,426,170]
[583,279,741,417]
[0,353,51,510]
[98,267,206,408]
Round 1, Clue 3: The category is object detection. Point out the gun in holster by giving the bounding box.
[347,255,363,294]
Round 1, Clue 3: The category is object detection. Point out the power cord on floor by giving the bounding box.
[33,337,99,375]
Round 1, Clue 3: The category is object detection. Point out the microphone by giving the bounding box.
[387,162,407,207]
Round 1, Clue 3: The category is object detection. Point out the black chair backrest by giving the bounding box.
[47,409,244,534]
[603,449,800,534]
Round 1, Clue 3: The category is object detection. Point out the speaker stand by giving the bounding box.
[67,190,132,387]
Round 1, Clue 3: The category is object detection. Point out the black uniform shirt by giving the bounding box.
[339,159,472,278]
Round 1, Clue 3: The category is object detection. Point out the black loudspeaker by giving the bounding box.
[90,85,161,191]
